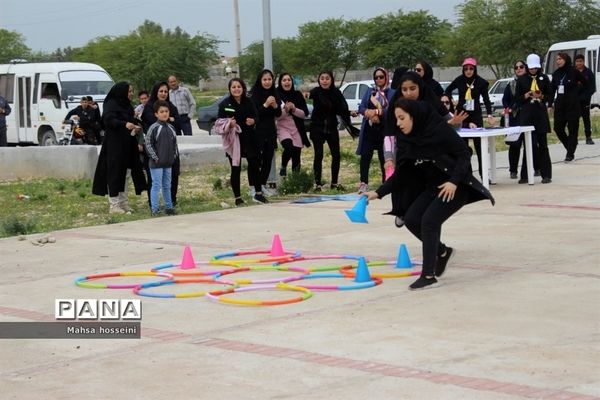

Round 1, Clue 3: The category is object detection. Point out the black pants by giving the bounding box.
[280,139,301,174]
[259,140,276,186]
[521,131,552,180]
[463,137,482,177]
[580,101,592,137]
[145,155,179,207]
[404,186,468,277]
[554,116,580,158]
[311,130,340,186]
[227,154,261,198]
[359,135,385,184]
[0,128,6,147]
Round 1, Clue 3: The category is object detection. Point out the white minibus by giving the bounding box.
[0,61,114,145]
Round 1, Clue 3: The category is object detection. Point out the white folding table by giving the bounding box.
[458,126,536,189]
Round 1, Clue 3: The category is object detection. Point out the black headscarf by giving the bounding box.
[394,99,448,160]
[102,81,133,117]
[387,72,447,135]
[141,81,180,133]
[390,66,409,91]
[251,69,278,103]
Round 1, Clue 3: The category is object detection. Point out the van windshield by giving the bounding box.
[58,70,114,99]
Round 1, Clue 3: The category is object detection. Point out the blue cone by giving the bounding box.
[344,196,368,224]
[395,244,413,269]
[354,257,372,282]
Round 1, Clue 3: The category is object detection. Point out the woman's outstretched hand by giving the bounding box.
[437,182,457,202]
[363,191,379,201]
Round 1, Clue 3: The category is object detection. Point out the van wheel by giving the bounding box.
[40,130,58,146]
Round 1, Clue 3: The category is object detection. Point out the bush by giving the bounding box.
[1,216,38,236]
[278,168,314,195]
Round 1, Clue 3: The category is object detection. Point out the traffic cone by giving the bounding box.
[180,246,196,269]
[354,257,372,283]
[395,244,412,269]
[269,234,285,257]
[344,196,368,224]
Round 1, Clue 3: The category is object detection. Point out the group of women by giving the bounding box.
[92,52,581,290]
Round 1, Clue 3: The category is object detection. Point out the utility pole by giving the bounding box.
[233,0,242,77]
[262,0,273,71]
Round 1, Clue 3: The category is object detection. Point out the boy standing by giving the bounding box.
[145,100,179,216]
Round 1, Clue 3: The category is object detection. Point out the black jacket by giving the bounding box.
[218,95,259,158]
[376,101,494,216]
[445,73,493,124]
[549,66,585,119]
[515,72,552,134]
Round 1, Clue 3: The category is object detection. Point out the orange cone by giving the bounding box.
[269,234,285,257]
[180,246,196,269]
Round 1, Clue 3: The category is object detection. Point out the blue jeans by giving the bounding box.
[149,167,173,212]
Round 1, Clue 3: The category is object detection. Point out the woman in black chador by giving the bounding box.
[365,99,494,290]
[92,81,147,214]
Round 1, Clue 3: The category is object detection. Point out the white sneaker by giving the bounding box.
[358,182,368,194]
[109,204,126,214]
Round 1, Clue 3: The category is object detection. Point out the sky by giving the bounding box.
[1,0,463,57]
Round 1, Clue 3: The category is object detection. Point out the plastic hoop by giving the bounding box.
[206,282,312,306]
[133,277,237,298]
[287,272,383,291]
[75,271,173,289]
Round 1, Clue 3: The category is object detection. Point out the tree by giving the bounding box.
[0,29,31,63]
[291,18,367,84]
[73,20,220,92]
[361,11,452,70]
[237,37,298,81]
[445,0,600,78]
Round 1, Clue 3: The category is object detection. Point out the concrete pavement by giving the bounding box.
[0,140,599,399]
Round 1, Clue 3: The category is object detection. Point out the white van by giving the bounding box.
[0,61,114,145]
[544,35,600,108]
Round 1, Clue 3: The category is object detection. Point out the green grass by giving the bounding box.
[1,115,597,238]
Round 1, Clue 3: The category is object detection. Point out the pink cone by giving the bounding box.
[269,234,285,257]
[180,246,196,269]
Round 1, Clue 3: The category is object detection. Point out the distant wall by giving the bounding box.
[0,144,226,182]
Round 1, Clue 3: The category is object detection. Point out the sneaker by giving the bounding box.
[564,155,574,162]
[150,209,160,217]
[279,168,287,177]
[120,202,133,212]
[435,247,454,278]
[541,178,552,184]
[534,170,541,177]
[518,178,527,184]
[235,197,245,206]
[249,187,256,196]
[330,183,345,191]
[109,205,126,214]
[358,182,368,194]
[586,138,595,145]
[165,208,176,215]
[409,275,439,290]
[268,182,277,189]
[510,172,518,179]
[253,193,269,204]
[394,216,405,228]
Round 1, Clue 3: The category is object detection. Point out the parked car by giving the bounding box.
[197,94,313,134]
[439,81,459,100]
[488,78,512,115]
[339,80,373,125]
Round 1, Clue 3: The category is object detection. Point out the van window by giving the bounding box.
[41,82,60,108]
[491,80,509,95]
[58,70,113,97]
[342,84,356,100]
[546,48,585,74]
[0,74,15,102]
